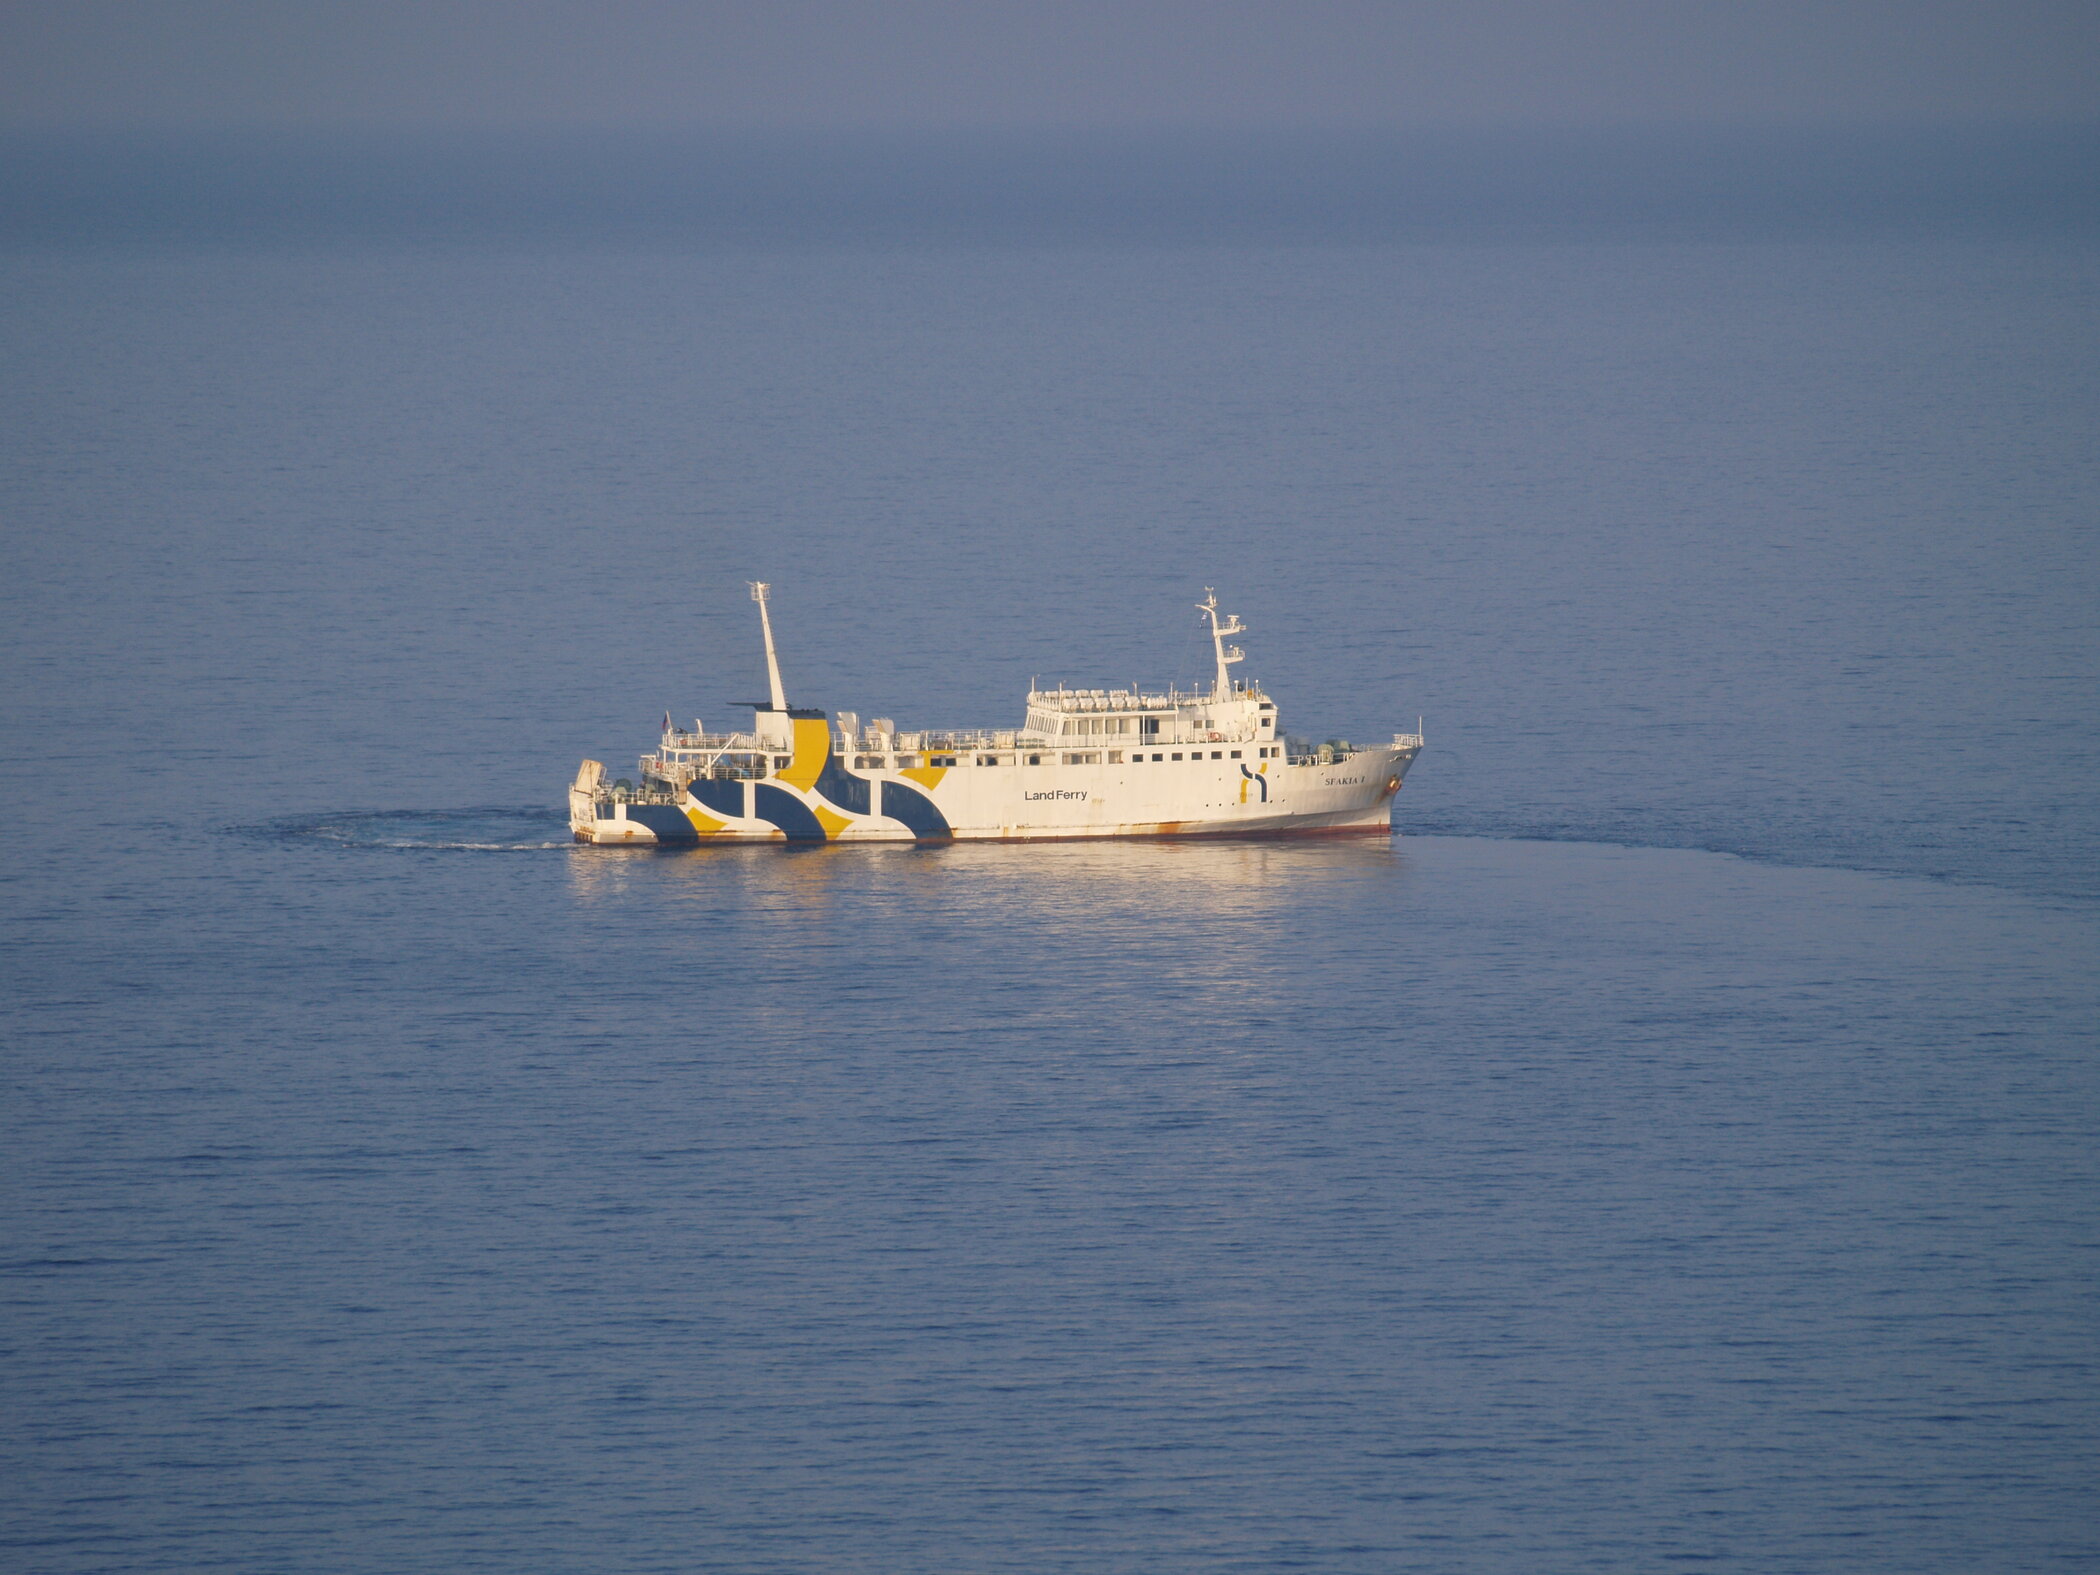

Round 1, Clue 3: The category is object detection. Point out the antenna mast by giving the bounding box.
[1197,589,1246,701]
[749,581,788,711]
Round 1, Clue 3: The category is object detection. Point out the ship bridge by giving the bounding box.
[1023,681,1275,747]
[1023,591,1277,748]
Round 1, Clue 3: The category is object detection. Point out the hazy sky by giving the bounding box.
[1,0,2094,133]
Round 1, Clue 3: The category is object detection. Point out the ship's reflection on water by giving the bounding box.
[563,834,1410,940]
[563,834,1413,1061]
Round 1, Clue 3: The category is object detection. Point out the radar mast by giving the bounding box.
[1198,589,1246,701]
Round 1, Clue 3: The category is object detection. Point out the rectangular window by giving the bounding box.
[1211,751,1223,759]
[1152,753,1163,761]
[1230,750,1241,759]
[774,757,790,769]
[1026,754,1041,766]
[1064,752,1099,765]
[1107,750,1122,763]
[1171,752,1182,761]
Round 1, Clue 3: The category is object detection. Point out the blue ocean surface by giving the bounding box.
[3,194,2097,1570]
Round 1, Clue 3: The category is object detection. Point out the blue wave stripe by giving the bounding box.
[624,804,699,843]
[752,783,828,841]
[815,752,872,816]
[687,778,746,818]
[878,780,952,840]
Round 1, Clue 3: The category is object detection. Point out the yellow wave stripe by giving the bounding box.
[812,805,853,839]
[779,716,831,792]
[683,805,727,836]
[899,766,948,792]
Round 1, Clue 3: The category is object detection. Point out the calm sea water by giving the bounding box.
[3,225,2097,1571]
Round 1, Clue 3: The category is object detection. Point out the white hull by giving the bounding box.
[570,741,1417,845]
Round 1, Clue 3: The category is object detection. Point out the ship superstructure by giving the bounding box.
[569,585,1422,844]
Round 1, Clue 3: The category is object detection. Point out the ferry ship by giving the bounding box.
[569,585,1422,845]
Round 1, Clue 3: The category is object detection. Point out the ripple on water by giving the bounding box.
[268,807,573,852]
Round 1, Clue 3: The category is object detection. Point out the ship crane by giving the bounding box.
[750,581,789,712]
[742,581,796,749]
